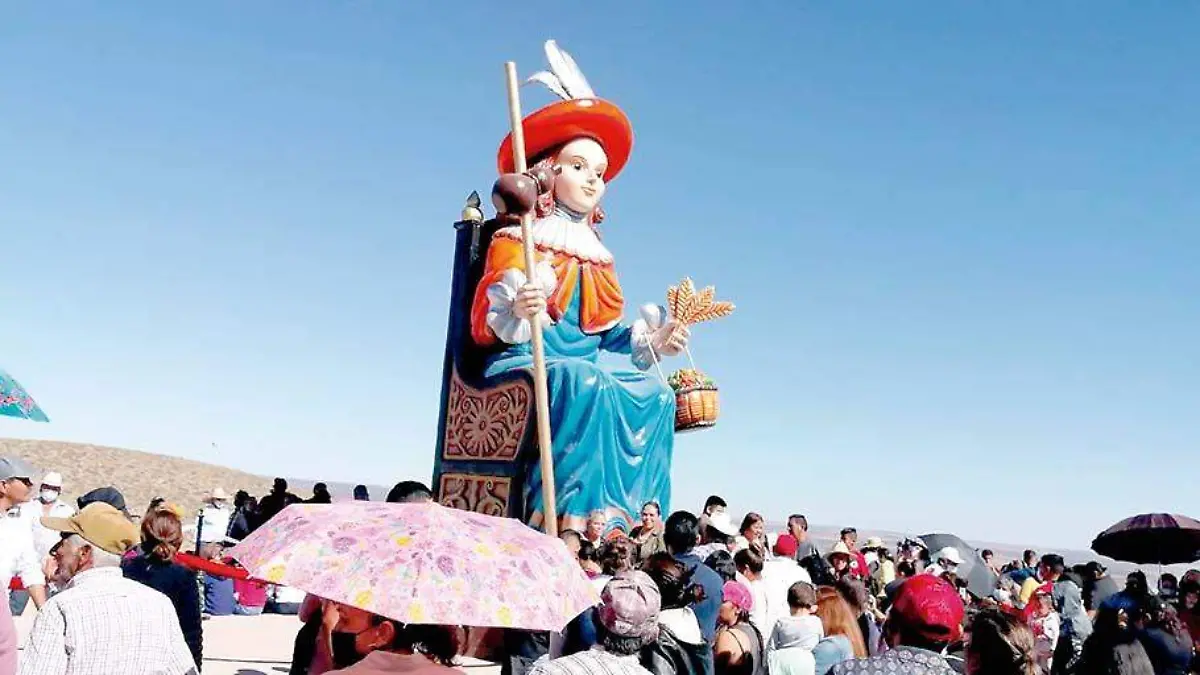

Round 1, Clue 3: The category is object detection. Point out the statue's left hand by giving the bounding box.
[651,321,690,357]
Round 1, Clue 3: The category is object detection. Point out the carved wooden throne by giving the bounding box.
[431,207,536,522]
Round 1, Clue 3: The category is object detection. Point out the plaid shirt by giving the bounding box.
[19,567,198,675]
[529,648,654,675]
[830,646,957,675]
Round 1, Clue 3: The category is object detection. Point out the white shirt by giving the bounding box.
[0,507,45,599]
[760,558,813,636]
[271,584,307,604]
[20,499,76,560]
[19,566,197,675]
[195,504,231,544]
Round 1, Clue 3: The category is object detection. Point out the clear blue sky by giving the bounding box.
[1,2,1196,549]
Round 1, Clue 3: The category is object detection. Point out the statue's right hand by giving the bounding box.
[513,283,548,322]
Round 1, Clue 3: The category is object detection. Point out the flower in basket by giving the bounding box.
[664,278,733,431]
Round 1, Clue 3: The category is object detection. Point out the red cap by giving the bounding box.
[773,534,799,558]
[890,574,965,644]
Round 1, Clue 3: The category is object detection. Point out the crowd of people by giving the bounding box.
[4,455,1199,675]
[527,496,1200,675]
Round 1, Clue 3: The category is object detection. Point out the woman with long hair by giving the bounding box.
[811,586,865,675]
[714,581,766,675]
[1176,581,1200,645]
[121,505,203,666]
[967,608,1039,675]
[1077,605,1154,675]
[735,513,767,552]
[642,553,708,675]
[1135,597,1193,675]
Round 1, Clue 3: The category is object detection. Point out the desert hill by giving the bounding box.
[1,437,277,519]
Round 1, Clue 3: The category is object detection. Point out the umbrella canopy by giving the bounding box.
[229,501,598,631]
[0,368,47,422]
[1091,513,1200,565]
[919,532,998,600]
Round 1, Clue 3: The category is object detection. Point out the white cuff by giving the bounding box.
[485,263,557,344]
[631,303,668,371]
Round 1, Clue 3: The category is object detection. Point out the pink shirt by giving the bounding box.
[329,651,461,675]
[0,598,16,675]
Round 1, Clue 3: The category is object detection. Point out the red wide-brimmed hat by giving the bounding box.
[497,40,634,181]
[498,98,633,181]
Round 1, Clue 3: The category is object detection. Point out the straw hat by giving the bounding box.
[827,541,853,560]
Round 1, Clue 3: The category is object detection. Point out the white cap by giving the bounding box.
[41,472,64,488]
[211,487,229,501]
[934,546,965,566]
[708,512,739,538]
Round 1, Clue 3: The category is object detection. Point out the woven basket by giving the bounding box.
[674,385,719,432]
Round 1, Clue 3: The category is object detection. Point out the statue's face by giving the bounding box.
[553,137,607,214]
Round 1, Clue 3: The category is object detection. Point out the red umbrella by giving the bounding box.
[1091,513,1200,565]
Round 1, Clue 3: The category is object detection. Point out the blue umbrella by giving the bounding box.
[0,368,48,422]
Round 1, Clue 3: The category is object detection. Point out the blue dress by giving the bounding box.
[484,280,675,532]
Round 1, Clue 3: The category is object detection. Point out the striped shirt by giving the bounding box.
[19,567,197,675]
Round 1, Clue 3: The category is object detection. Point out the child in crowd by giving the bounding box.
[768,582,824,675]
[1027,583,1060,674]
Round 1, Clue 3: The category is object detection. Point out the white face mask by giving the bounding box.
[39,489,59,503]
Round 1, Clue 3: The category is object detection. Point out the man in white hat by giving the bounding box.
[925,546,965,579]
[13,470,75,615]
[0,456,48,616]
[195,487,232,549]
[21,471,76,559]
[693,510,740,560]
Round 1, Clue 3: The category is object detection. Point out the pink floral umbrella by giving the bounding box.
[229,501,598,631]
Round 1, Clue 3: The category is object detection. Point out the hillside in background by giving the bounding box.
[2,438,277,518]
[2,438,398,520]
[1,437,1182,580]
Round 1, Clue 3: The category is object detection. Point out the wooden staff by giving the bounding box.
[504,61,558,537]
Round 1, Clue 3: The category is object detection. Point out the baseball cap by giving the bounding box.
[77,486,129,515]
[773,533,799,558]
[0,456,36,482]
[41,472,63,488]
[722,580,754,613]
[707,512,738,538]
[889,574,965,644]
[42,502,139,555]
[597,571,661,640]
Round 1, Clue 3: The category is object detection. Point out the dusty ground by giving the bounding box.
[14,608,497,675]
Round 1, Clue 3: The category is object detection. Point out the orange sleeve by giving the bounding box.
[469,237,527,347]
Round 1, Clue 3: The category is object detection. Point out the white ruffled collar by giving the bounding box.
[495,211,613,264]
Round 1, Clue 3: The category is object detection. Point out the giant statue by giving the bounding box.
[432,41,718,536]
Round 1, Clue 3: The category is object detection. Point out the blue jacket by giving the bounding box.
[122,552,203,666]
[674,552,724,642]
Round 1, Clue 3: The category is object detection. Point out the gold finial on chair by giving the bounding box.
[461,191,484,223]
